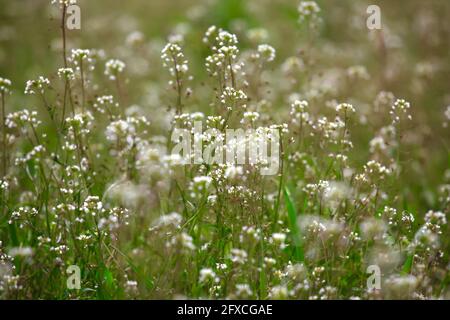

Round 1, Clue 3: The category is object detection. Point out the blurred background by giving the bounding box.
[0,0,449,212]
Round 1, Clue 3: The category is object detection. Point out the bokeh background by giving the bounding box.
[0,0,449,215]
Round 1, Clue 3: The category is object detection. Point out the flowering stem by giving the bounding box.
[274,128,284,220]
[115,76,123,109]
[61,5,68,68]
[299,113,304,148]
[61,80,68,127]
[228,55,236,89]
[1,93,6,177]
[80,61,85,112]
[172,55,183,114]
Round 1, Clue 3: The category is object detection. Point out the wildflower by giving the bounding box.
[161,43,189,78]
[382,206,415,229]
[81,196,104,217]
[270,233,287,250]
[412,226,440,251]
[359,160,391,181]
[204,27,242,83]
[125,280,139,295]
[384,275,418,299]
[220,87,248,111]
[359,218,387,241]
[347,65,370,80]
[290,99,308,115]
[374,91,395,112]
[24,76,50,95]
[15,145,46,165]
[69,49,95,75]
[0,77,12,94]
[189,176,212,198]
[57,68,75,81]
[230,248,247,264]
[285,263,307,281]
[257,44,276,62]
[6,110,41,129]
[367,245,402,272]
[424,210,447,235]
[0,180,9,193]
[335,103,356,114]
[304,180,330,198]
[318,286,338,300]
[105,119,136,145]
[246,28,269,43]
[235,284,253,298]
[199,268,218,284]
[282,57,305,75]
[51,0,77,6]
[390,99,412,124]
[70,49,91,66]
[369,136,387,154]
[269,285,289,299]
[126,31,145,47]
[323,181,352,210]
[264,257,276,266]
[105,59,126,81]
[177,232,196,251]
[8,247,33,258]
[150,212,183,231]
[297,1,321,28]
[241,111,260,124]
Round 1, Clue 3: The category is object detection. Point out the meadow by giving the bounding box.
[0,0,449,299]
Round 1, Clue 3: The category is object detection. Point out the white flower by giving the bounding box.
[359,218,387,241]
[390,98,412,124]
[257,44,276,62]
[151,212,183,230]
[230,248,247,264]
[220,87,247,111]
[57,68,75,80]
[235,284,253,297]
[298,1,321,27]
[336,103,355,114]
[270,233,287,249]
[445,106,450,121]
[8,246,34,257]
[0,77,12,94]
[269,285,289,299]
[70,49,91,64]
[161,43,189,77]
[51,0,77,6]
[24,76,50,95]
[199,268,218,283]
[105,59,126,81]
[105,120,136,144]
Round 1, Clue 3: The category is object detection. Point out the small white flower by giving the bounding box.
[105,59,126,81]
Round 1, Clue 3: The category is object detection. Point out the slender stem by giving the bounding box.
[61,80,68,127]
[171,54,182,114]
[80,61,85,112]
[228,55,236,89]
[115,76,123,110]
[274,128,284,220]
[1,93,6,177]
[61,5,68,68]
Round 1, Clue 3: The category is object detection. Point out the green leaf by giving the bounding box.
[283,186,304,262]
[401,254,413,274]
